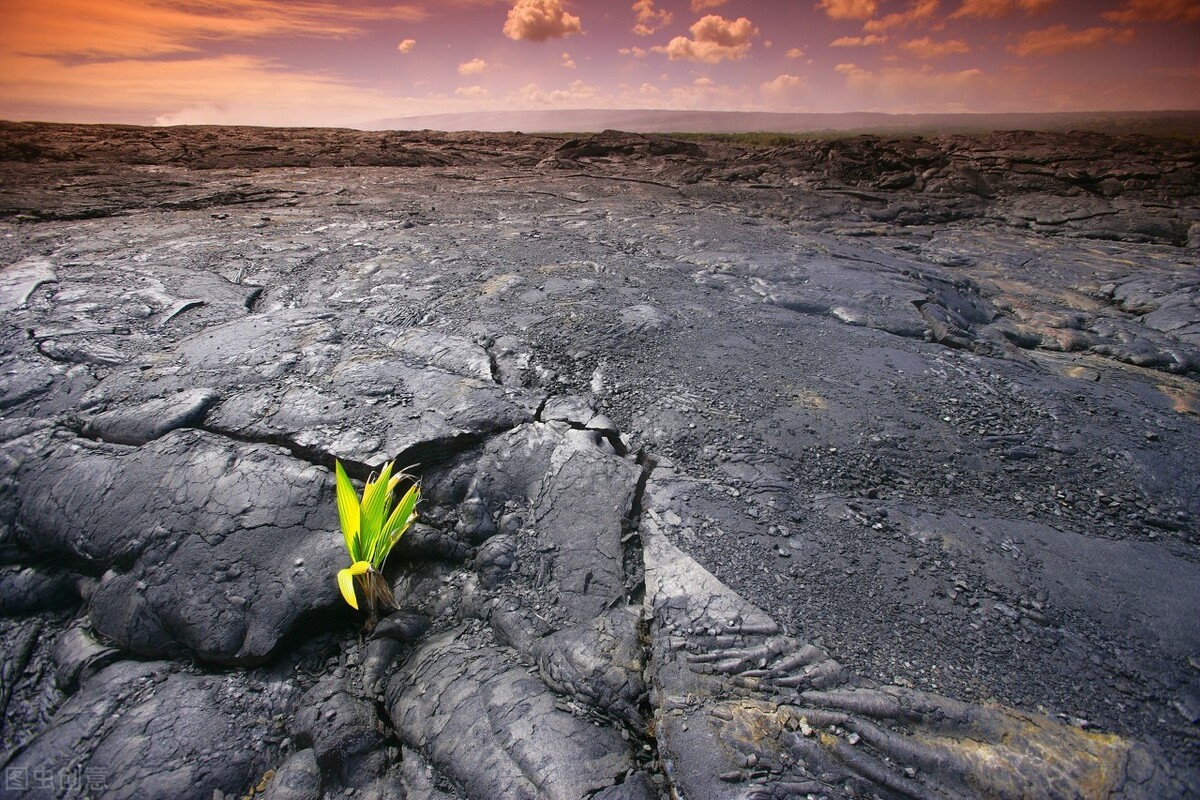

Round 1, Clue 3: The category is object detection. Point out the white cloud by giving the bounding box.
[1009,24,1135,56]
[458,57,489,75]
[632,0,673,35]
[786,46,807,58]
[561,51,576,68]
[397,38,416,54]
[502,0,583,42]
[654,14,758,63]
[455,85,489,98]
[619,46,649,57]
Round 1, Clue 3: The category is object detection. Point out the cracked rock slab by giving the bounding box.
[386,627,641,800]
[16,429,341,665]
[4,659,292,800]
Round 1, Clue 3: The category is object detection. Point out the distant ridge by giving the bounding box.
[363,108,1200,137]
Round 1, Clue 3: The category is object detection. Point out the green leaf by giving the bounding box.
[332,458,421,616]
[334,460,361,561]
[379,484,420,563]
[359,461,394,566]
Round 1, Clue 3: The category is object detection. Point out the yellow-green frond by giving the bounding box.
[373,484,419,565]
[384,484,420,539]
[336,561,370,610]
[359,461,394,557]
[334,460,361,560]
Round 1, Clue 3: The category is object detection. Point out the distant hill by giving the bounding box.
[363,109,1200,138]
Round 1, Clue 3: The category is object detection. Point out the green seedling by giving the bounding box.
[334,459,420,622]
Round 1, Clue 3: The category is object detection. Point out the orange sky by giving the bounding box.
[1,0,1197,127]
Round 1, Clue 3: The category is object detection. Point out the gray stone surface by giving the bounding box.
[295,676,383,773]
[641,467,1185,798]
[3,659,293,800]
[386,628,638,800]
[15,429,340,665]
[262,749,322,800]
[81,389,220,446]
[0,123,1197,799]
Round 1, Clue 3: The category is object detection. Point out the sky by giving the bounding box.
[0,0,1197,127]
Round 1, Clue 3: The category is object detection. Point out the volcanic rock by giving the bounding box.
[1,122,1198,799]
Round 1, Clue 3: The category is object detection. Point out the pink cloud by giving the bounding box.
[835,62,987,111]
[831,34,888,46]
[510,78,599,105]
[863,0,940,33]
[761,73,807,103]
[632,0,672,35]
[655,14,758,63]
[397,38,416,54]
[502,0,583,42]
[786,47,807,58]
[1009,24,1135,56]
[949,0,1054,18]
[458,57,488,75]
[1102,0,1200,22]
[691,0,730,10]
[900,36,971,57]
[0,52,410,127]
[816,0,879,20]
[0,0,429,61]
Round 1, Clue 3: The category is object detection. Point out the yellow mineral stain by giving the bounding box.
[726,699,790,747]
[910,708,1132,800]
[939,533,965,553]
[712,698,813,769]
[710,694,1140,800]
[479,273,522,296]
[789,388,827,409]
[986,277,1106,313]
[1158,383,1198,415]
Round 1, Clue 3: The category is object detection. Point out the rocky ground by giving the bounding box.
[1,121,1198,799]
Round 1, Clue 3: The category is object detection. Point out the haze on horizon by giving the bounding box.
[1,0,1197,129]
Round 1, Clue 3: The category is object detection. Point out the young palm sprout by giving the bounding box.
[334,459,420,625]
